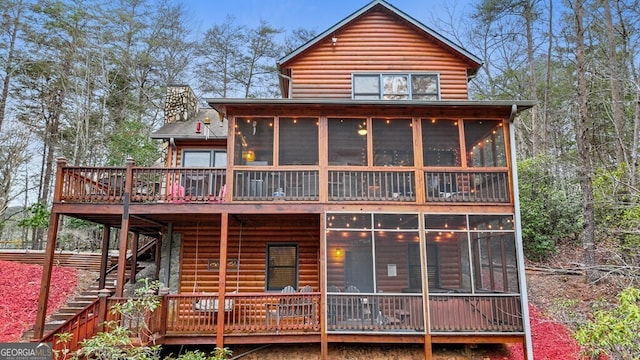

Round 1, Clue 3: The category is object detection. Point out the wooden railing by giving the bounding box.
[327,293,424,332]
[428,294,523,333]
[56,160,511,205]
[39,291,524,349]
[58,165,226,204]
[425,170,510,203]
[233,170,319,201]
[164,292,320,335]
[61,166,127,203]
[39,296,104,353]
[327,170,416,202]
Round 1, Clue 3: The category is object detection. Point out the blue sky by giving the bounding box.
[183,0,471,35]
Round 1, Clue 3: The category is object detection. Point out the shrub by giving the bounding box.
[518,156,582,261]
[575,287,640,359]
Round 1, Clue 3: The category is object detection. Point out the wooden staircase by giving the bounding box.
[23,239,158,341]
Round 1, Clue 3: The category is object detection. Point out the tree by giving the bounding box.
[195,15,245,98]
[570,0,598,283]
[0,0,27,134]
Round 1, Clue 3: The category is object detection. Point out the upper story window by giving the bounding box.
[353,73,439,100]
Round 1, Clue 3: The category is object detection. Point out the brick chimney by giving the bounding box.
[164,85,198,124]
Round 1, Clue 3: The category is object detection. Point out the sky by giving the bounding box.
[183,0,471,36]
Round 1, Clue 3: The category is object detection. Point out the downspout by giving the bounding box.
[278,72,293,99]
[509,103,533,360]
[169,137,177,167]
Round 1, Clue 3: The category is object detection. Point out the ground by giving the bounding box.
[4,243,622,359]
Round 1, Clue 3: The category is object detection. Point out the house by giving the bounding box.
[33,1,534,359]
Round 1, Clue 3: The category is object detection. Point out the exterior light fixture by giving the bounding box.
[336,247,342,256]
[332,36,338,46]
[358,123,367,136]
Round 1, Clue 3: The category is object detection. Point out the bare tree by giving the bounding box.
[195,15,245,98]
[0,0,27,134]
[570,0,598,283]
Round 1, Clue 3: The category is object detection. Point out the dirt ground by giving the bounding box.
[169,343,507,360]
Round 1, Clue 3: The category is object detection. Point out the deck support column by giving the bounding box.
[216,212,229,349]
[115,204,130,297]
[98,226,111,290]
[129,232,139,284]
[33,157,66,340]
[319,212,328,360]
[116,158,134,297]
[33,211,61,340]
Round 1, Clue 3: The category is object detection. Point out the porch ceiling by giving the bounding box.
[61,212,321,237]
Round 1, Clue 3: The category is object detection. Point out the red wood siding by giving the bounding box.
[283,9,472,100]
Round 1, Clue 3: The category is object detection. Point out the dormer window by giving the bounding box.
[353,73,440,100]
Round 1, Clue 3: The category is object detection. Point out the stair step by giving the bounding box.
[50,313,79,321]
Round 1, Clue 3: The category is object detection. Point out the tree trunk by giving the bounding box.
[573,0,598,283]
[602,0,626,166]
[0,1,24,133]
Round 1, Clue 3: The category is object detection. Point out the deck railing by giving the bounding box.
[425,170,510,203]
[56,160,511,204]
[164,292,320,335]
[428,294,523,333]
[39,291,524,349]
[327,170,416,202]
[233,170,319,201]
[58,165,227,204]
[327,293,424,332]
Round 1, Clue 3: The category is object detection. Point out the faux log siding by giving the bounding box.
[178,224,320,294]
[438,241,462,288]
[284,10,472,100]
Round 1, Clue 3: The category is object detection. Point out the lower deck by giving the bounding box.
[38,205,529,359]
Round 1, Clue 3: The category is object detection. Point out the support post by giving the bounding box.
[116,158,134,297]
[216,213,229,349]
[33,212,61,340]
[154,235,162,281]
[96,288,113,333]
[33,157,66,340]
[157,287,170,339]
[130,233,139,284]
[99,226,111,290]
[319,213,328,359]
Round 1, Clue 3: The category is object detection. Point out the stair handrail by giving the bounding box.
[100,237,157,281]
[35,295,104,352]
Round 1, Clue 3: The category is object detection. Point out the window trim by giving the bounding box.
[265,243,299,291]
[352,73,440,100]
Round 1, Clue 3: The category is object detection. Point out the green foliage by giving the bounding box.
[575,287,640,359]
[73,322,161,360]
[17,202,50,229]
[517,156,582,261]
[55,279,162,360]
[593,164,640,259]
[107,119,160,167]
[166,348,233,360]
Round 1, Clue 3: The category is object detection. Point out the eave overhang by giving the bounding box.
[207,98,535,123]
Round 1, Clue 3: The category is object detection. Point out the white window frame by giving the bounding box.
[352,73,440,100]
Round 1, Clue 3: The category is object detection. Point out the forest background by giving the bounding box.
[1,0,639,356]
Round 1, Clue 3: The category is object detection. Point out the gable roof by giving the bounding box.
[277,0,483,73]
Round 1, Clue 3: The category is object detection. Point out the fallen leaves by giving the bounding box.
[0,260,78,342]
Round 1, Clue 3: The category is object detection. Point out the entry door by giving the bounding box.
[344,248,373,292]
